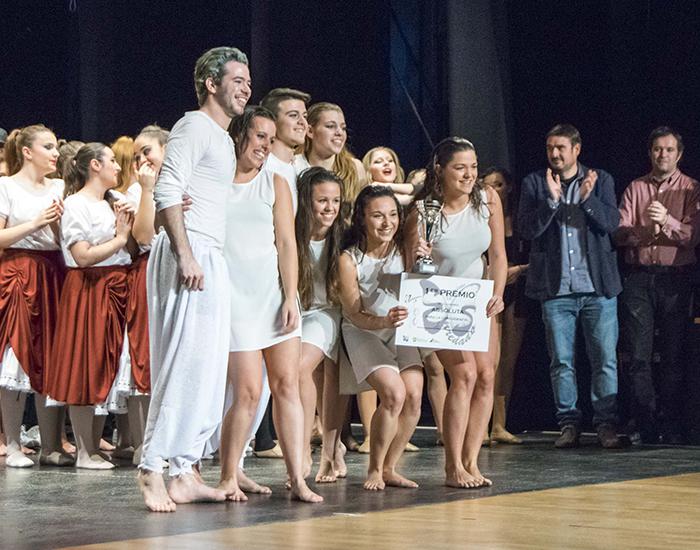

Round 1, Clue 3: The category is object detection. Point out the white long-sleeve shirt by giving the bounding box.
[154,111,236,248]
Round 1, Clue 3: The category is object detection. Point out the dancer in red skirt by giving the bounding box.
[0,125,73,467]
[44,142,135,470]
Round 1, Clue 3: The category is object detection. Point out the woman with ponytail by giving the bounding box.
[0,125,72,468]
[406,137,507,488]
[44,142,135,470]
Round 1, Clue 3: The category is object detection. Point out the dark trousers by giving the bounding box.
[619,268,691,438]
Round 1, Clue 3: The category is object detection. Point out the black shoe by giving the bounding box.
[554,424,579,448]
[597,424,623,449]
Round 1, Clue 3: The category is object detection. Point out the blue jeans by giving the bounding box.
[541,294,619,428]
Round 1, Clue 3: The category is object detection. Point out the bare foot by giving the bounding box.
[6,449,34,468]
[138,469,176,512]
[490,428,522,445]
[39,450,75,467]
[334,441,347,478]
[217,477,248,502]
[364,470,385,491]
[342,434,360,452]
[21,446,37,455]
[0,439,6,456]
[465,463,492,487]
[99,438,115,451]
[445,466,481,489]
[315,458,337,483]
[357,438,371,454]
[383,469,419,488]
[76,453,115,470]
[237,468,272,495]
[290,479,323,503]
[62,436,76,454]
[169,473,227,504]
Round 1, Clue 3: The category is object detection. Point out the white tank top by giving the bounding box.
[433,190,491,279]
[308,239,330,311]
[344,245,404,328]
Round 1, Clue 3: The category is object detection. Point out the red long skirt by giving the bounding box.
[0,249,65,393]
[45,265,128,405]
[126,253,150,393]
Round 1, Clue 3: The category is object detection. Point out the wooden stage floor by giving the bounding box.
[2,431,699,549]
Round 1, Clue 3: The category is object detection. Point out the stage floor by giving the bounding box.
[2,430,699,549]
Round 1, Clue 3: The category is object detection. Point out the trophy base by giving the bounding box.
[413,261,438,275]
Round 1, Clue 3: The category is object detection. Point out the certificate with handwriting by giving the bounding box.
[395,273,493,351]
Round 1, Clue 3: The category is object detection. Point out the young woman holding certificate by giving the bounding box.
[218,106,322,504]
[339,185,424,491]
[406,137,507,488]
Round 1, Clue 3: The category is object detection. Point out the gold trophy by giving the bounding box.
[413,199,443,274]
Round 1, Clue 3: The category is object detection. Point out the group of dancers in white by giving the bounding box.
[0,46,507,512]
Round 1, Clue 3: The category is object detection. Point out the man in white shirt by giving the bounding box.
[138,46,251,513]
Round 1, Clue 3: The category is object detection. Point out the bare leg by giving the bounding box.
[138,469,176,512]
[218,351,264,502]
[35,394,74,466]
[492,304,526,443]
[265,338,322,503]
[383,367,423,488]
[70,406,113,469]
[463,321,498,486]
[363,368,406,491]
[127,395,150,465]
[0,388,33,467]
[316,358,349,483]
[423,352,447,444]
[357,390,377,453]
[299,343,325,478]
[437,350,480,488]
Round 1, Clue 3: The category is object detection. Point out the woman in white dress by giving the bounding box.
[294,166,348,483]
[217,106,322,504]
[294,102,377,453]
[0,125,71,467]
[339,185,424,491]
[44,142,135,470]
[405,137,507,488]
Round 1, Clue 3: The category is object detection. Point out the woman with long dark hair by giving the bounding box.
[217,107,322,503]
[295,166,348,483]
[339,185,424,490]
[406,137,506,488]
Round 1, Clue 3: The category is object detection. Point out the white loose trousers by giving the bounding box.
[139,231,230,476]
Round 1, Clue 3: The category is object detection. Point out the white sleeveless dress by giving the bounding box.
[432,189,491,279]
[225,169,301,351]
[301,239,341,361]
[341,246,421,384]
